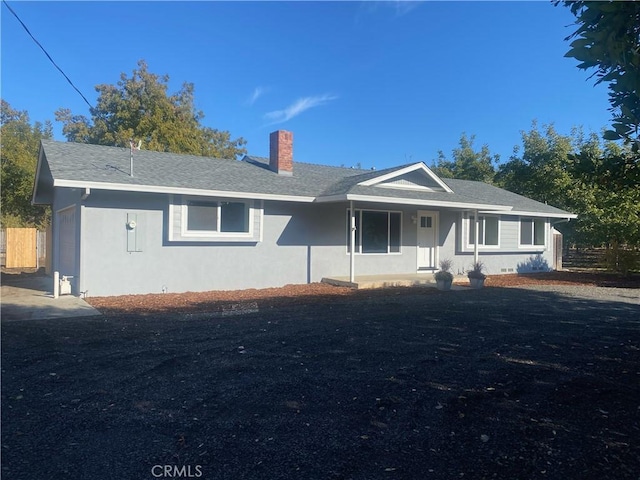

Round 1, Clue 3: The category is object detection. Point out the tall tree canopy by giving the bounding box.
[430,133,498,183]
[496,123,640,249]
[566,138,640,248]
[1,100,52,227]
[55,60,247,158]
[495,122,575,207]
[558,0,640,146]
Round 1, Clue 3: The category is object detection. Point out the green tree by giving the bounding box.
[497,123,587,245]
[55,60,247,158]
[567,139,640,247]
[566,137,640,272]
[1,100,52,227]
[558,0,640,146]
[495,122,575,207]
[557,1,640,248]
[430,133,498,183]
[496,122,640,249]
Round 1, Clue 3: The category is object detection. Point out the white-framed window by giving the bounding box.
[181,198,252,237]
[520,217,546,247]
[346,209,402,254]
[467,213,500,248]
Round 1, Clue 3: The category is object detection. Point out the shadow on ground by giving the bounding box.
[1,269,51,292]
[2,286,639,480]
[1,270,99,321]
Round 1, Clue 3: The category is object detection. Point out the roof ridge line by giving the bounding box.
[244,155,366,170]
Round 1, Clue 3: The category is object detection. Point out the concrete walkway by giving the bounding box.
[1,273,101,321]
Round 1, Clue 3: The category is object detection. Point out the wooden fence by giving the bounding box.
[0,228,49,270]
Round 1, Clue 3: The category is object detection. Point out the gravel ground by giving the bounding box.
[513,284,640,304]
[2,273,639,480]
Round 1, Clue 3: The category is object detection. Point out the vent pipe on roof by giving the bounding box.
[129,139,141,177]
[269,130,293,176]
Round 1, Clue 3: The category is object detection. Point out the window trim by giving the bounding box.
[181,197,254,239]
[346,208,403,255]
[464,212,501,249]
[518,217,547,249]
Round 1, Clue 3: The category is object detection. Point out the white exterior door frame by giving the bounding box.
[416,210,439,270]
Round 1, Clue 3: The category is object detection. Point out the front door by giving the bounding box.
[417,210,438,270]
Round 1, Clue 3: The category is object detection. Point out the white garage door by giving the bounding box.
[58,207,76,277]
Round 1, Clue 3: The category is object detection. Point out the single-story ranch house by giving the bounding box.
[32,131,576,297]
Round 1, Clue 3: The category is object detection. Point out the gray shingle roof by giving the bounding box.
[445,179,571,215]
[36,140,574,217]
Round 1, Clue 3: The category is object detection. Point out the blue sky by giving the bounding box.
[2,1,611,169]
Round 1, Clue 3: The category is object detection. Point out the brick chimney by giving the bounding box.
[269,130,293,176]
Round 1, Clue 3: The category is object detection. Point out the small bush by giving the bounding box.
[439,258,453,272]
[467,261,486,279]
[435,258,454,282]
[434,270,454,282]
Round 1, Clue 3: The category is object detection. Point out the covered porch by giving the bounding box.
[336,199,488,287]
[321,272,470,290]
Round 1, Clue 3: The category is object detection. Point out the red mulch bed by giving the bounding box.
[484,270,640,288]
[87,270,639,316]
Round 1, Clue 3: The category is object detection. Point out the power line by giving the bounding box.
[2,0,94,110]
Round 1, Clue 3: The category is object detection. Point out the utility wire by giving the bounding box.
[2,0,94,110]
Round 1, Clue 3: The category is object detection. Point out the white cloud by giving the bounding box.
[392,0,422,17]
[264,94,338,124]
[355,0,422,21]
[245,86,267,106]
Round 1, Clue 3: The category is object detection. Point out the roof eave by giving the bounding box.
[485,209,577,219]
[52,179,317,203]
[316,193,513,211]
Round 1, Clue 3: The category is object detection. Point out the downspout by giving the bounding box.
[550,218,571,244]
[350,201,356,283]
[77,189,91,297]
[52,205,59,298]
[78,203,86,297]
[474,209,479,265]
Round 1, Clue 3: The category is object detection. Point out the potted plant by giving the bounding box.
[467,261,487,289]
[434,259,454,291]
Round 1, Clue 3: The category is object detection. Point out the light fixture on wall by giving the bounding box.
[411,215,417,224]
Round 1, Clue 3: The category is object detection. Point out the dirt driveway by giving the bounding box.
[2,283,639,480]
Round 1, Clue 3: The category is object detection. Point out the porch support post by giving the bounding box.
[349,201,356,283]
[473,209,479,265]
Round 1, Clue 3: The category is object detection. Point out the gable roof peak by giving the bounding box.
[357,161,453,193]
